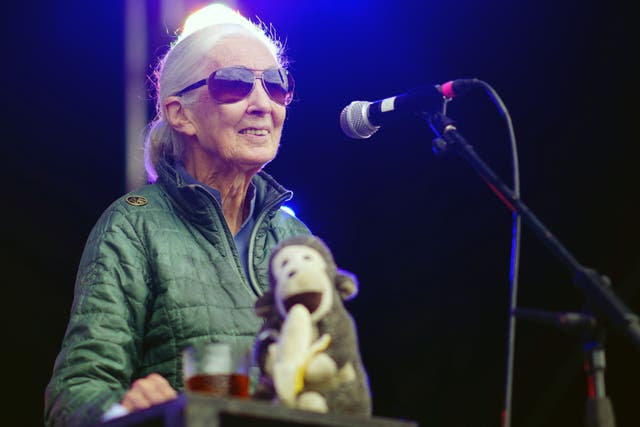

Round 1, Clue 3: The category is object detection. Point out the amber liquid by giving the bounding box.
[186,373,249,398]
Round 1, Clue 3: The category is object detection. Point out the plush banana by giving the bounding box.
[272,304,331,406]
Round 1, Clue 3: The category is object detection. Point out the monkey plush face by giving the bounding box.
[270,244,334,323]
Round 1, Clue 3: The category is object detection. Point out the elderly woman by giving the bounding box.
[44,6,310,427]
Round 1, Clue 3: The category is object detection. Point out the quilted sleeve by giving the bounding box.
[44,204,151,427]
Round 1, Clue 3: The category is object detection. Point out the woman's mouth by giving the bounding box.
[239,128,269,136]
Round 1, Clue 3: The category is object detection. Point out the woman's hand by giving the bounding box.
[120,373,178,412]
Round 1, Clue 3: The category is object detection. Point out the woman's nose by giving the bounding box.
[246,78,273,113]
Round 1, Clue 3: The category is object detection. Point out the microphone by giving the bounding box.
[339,78,479,139]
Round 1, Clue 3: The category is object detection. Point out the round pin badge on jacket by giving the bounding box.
[125,195,148,206]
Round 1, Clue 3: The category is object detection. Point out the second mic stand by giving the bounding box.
[583,326,616,427]
[514,307,617,427]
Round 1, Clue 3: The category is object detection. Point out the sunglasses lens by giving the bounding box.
[263,68,295,106]
[207,67,294,105]
[208,67,254,103]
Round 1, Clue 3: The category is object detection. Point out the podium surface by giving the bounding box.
[99,393,418,427]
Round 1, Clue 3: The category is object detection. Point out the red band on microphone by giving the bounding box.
[440,81,455,98]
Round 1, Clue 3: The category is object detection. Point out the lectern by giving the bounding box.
[99,393,419,427]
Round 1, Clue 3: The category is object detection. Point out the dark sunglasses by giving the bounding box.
[174,66,295,106]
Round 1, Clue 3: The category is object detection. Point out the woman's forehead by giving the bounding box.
[207,34,278,70]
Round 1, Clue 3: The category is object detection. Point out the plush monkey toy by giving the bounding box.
[253,235,372,416]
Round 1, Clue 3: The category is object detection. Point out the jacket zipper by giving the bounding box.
[247,192,291,296]
[190,184,290,298]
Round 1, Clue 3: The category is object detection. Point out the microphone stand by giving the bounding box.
[425,111,640,424]
[513,307,616,427]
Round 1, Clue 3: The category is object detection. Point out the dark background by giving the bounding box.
[3,1,639,426]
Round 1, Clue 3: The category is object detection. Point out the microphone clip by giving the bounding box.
[423,111,459,156]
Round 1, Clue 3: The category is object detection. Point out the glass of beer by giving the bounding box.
[182,342,250,398]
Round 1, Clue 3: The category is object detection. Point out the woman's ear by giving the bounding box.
[164,96,197,136]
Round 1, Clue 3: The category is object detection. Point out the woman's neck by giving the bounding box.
[183,155,257,235]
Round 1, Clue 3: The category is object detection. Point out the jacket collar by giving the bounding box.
[155,156,293,223]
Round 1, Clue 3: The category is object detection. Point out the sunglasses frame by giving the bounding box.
[174,66,294,106]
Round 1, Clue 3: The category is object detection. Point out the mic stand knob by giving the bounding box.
[431,137,449,156]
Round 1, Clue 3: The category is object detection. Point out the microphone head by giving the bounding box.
[339,101,379,139]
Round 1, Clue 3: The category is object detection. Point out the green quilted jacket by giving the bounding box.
[44,158,310,427]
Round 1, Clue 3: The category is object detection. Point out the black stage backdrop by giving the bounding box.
[3,1,639,426]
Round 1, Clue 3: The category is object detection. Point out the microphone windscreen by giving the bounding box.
[340,101,378,139]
